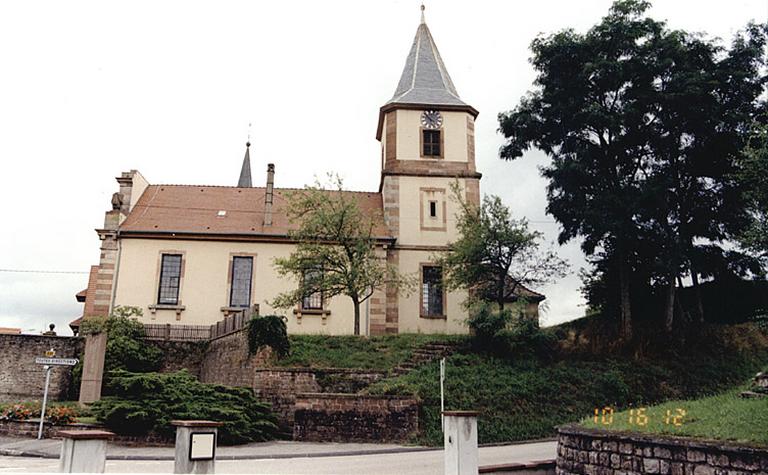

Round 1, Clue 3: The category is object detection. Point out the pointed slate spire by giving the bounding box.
[387,5,469,108]
[237,142,252,188]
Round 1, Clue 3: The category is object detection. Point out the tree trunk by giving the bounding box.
[352,297,361,336]
[618,260,633,341]
[690,268,705,323]
[664,275,676,333]
[676,275,690,325]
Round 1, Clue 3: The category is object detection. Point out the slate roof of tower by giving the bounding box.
[237,143,252,187]
[387,17,469,108]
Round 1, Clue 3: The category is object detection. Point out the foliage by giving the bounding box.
[366,323,768,446]
[737,124,768,259]
[466,301,513,349]
[275,334,466,370]
[498,0,768,338]
[80,306,163,375]
[91,370,278,445]
[272,175,412,335]
[247,315,290,358]
[47,406,78,425]
[0,404,33,422]
[438,183,568,315]
[581,383,768,446]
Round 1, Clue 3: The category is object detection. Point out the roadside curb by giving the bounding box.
[0,437,558,461]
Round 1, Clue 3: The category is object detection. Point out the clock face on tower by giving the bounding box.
[421,110,443,129]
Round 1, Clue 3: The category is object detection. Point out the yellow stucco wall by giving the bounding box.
[396,175,465,247]
[395,110,469,162]
[113,238,470,335]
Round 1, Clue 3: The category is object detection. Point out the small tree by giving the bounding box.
[438,184,568,322]
[272,176,410,335]
[738,125,768,260]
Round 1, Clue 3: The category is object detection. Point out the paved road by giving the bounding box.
[0,441,556,474]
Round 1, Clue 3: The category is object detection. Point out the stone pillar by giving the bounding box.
[171,420,222,474]
[443,410,479,475]
[58,430,113,473]
[79,332,107,404]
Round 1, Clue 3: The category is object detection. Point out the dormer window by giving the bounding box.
[422,130,442,157]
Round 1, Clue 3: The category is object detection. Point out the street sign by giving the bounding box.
[34,357,79,366]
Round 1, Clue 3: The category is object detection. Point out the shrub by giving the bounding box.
[247,315,290,358]
[0,404,33,421]
[47,406,78,425]
[466,302,511,348]
[91,370,278,445]
[81,306,163,374]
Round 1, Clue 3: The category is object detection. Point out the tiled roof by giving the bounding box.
[72,266,101,329]
[118,185,391,239]
[387,18,469,108]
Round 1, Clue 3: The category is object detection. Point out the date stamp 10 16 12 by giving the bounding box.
[593,407,687,427]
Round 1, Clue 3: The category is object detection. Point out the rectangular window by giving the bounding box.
[157,254,182,305]
[429,200,438,218]
[301,269,323,310]
[229,256,253,308]
[422,130,441,157]
[421,266,444,316]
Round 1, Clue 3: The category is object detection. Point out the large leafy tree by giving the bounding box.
[738,125,768,259]
[272,176,408,335]
[438,185,568,317]
[498,0,766,337]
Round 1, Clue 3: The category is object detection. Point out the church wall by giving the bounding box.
[394,110,469,162]
[395,175,465,247]
[395,248,468,334]
[113,238,359,334]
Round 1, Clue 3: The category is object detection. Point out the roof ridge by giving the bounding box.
[150,184,381,195]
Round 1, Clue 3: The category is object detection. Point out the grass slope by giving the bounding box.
[365,324,768,446]
[275,334,464,370]
[581,384,768,446]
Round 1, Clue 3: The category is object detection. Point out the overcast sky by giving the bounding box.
[1,0,765,335]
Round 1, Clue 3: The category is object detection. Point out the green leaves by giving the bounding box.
[247,315,290,358]
[91,370,278,444]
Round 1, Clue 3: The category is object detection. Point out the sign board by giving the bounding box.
[34,357,79,366]
[189,432,216,461]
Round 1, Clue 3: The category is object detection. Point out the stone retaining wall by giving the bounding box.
[0,420,170,445]
[557,425,768,475]
[0,334,83,402]
[293,393,419,443]
[150,340,207,377]
[252,368,387,431]
[198,329,272,387]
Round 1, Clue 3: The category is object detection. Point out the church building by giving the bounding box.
[73,10,544,336]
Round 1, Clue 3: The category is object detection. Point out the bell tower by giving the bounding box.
[376,6,481,247]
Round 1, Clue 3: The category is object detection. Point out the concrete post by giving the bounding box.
[58,430,113,473]
[171,420,222,474]
[79,332,107,404]
[443,410,479,475]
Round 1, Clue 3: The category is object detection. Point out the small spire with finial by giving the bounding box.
[247,122,252,147]
[420,4,425,24]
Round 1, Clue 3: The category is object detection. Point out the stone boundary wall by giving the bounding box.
[557,425,768,475]
[149,340,207,377]
[0,334,84,402]
[198,329,272,387]
[252,368,387,431]
[293,393,419,443]
[0,420,170,445]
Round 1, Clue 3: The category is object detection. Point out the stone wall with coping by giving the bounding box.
[150,340,207,377]
[293,393,419,442]
[251,368,387,430]
[0,334,83,402]
[0,420,170,445]
[557,425,768,475]
[198,329,273,387]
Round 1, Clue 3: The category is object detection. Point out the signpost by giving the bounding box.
[34,349,78,440]
[440,357,446,433]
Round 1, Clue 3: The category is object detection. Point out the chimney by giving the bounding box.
[264,163,275,226]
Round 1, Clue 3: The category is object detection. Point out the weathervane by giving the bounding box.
[420,4,425,24]
[247,122,252,147]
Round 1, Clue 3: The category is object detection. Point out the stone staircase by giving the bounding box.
[391,342,459,377]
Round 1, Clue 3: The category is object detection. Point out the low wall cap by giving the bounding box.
[170,420,223,427]
[442,410,479,417]
[58,430,115,440]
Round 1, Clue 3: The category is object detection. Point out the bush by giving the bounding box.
[466,302,511,349]
[247,315,290,358]
[0,404,33,421]
[81,306,163,374]
[91,370,278,445]
[47,406,78,425]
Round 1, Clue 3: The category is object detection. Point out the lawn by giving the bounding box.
[364,323,768,446]
[580,385,768,446]
[274,333,466,370]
